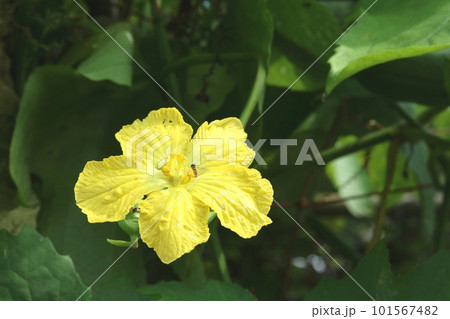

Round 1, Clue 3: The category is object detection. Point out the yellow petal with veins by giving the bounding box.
[115,108,193,172]
[187,118,255,169]
[139,187,210,264]
[189,166,272,238]
[75,155,169,223]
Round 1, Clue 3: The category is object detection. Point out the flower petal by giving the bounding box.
[115,108,193,172]
[188,118,255,169]
[75,155,168,223]
[139,187,210,264]
[189,166,273,238]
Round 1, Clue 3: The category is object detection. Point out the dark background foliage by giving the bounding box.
[1,0,450,300]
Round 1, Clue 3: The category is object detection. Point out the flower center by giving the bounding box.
[160,154,196,186]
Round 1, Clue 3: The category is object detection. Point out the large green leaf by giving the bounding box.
[0,226,90,300]
[306,242,394,301]
[306,241,450,300]
[266,0,339,91]
[266,42,327,92]
[9,66,151,285]
[77,23,134,86]
[327,0,450,92]
[394,250,450,300]
[268,0,339,57]
[139,280,257,301]
[92,276,149,301]
[181,63,235,121]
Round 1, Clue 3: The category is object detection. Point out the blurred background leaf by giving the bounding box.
[139,279,257,301]
[306,241,450,301]
[0,226,90,300]
[9,66,152,294]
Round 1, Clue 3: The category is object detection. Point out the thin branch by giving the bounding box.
[367,138,402,251]
[275,183,437,209]
[239,61,266,127]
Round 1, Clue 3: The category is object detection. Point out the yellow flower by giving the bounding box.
[74,108,273,263]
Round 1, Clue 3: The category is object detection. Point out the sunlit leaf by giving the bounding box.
[78,23,134,86]
[327,0,450,92]
[268,0,339,57]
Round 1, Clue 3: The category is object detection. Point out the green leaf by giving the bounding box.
[181,63,235,121]
[77,23,134,86]
[139,280,257,301]
[220,0,273,63]
[9,66,151,284]
[0,226,90,300]
[327,0,450,92]
[266,44,326,92]
[321,0,355,24]
[92,276,150,301]
[394,250,450,300]
[307,241,450,300]
[326,136,375,218]
[268,0,340,57]
[306,241,393,301]
[266,0,339,91]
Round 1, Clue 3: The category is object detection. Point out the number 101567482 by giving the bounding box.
[372,305,438,316]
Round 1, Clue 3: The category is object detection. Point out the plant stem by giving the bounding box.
[321,124,399,162]
[150,0,181,101]
[321,106,447,164]
[417,107,448,124]
[210,225,231,283]
[393,104,423,129]
[171,248,207,288]
[239,61,266,127]
[367,138,402,251]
